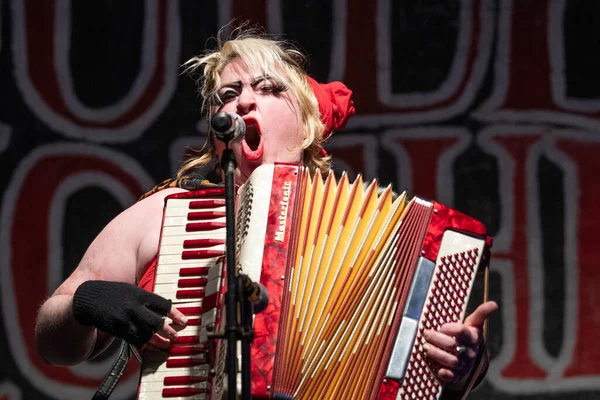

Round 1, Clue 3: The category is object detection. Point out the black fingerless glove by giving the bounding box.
[72,280,171,348]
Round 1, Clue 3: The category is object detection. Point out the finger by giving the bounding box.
[439,323,478,345]
[147,333,173,350]
[142,291,172,315]
[464,301,498,328]
[424,329,457,353]
[168,306,189,326]
[156,319,180,342]
[437,367,456,383]
[424,343,459,369]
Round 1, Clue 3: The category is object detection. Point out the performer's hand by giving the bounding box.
[423,301,498,384]
[72,280,187,348]
[146,307,189,350]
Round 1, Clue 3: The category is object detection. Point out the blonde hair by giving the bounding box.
[178,28,330,179]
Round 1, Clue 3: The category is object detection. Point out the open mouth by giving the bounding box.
[241,117,263,160]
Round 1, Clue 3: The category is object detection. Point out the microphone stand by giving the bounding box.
[239,275,254,400]
[214,143,254,400]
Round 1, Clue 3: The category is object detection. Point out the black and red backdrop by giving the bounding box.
[1,1,599,399]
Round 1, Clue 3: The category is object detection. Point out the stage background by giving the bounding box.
[1,0,599,398]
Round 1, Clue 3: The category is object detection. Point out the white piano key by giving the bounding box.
[139,380,210,393]
[163,290,222,306]
[169,300,203,312]
[154,283,200,296]
[139,385,210,400]
[139,393,209,400]
[162,325,209,338]
[162,216,191,227]
[160,233,225,246]
[161,225,226,237]
[172,324,207,338]
[165,204,223,217]
[164,198,197,208]
[170,297,204,306]
[157,254,185,265]
[140,366,211,383]
[160,244,225,256]
[156,261,222,275]
[143,351,207,364]
[154,273,186,285]
[155,264,222,285]
[156,273,209,286]
[163,215,226,227]
[158,253,223,265]
[153,290,205,303]
[164,197,225,208]
[139,392,208,400]
[154,282,218,298]
[163,206,190,217]
[142,356,211,374]
[141,354,211,373]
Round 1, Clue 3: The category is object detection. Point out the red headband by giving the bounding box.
[306,76,355,156]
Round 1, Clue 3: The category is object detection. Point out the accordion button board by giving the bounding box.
[382,230,485,400]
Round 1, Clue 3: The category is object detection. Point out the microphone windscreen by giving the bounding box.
[211,112,233,133]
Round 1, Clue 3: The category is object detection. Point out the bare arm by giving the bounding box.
[35,188,185,366]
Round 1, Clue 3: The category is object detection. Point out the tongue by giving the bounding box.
[242,138,263,160]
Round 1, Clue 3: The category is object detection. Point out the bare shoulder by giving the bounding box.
[126,187,188,222]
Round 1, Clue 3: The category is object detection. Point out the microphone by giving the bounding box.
[211,112,246,144]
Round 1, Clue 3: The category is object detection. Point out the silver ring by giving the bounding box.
[154,315,167,334]
[456,345,467,357]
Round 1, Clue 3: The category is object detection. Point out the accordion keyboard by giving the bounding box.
[138,195,227,400]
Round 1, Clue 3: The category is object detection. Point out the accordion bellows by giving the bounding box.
[237,164,490,400]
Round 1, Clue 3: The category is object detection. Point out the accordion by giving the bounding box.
[137,163,491,400]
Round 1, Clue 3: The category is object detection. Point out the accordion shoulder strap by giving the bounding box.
[91,340,130,400]
[138,174,221,201]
